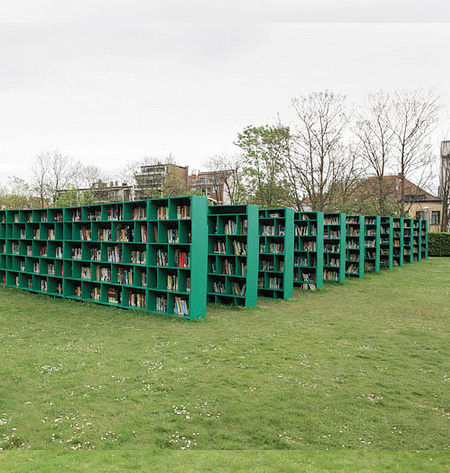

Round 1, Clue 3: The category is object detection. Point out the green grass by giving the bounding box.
[0,258,449,463]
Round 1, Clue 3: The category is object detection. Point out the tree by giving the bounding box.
[32,151,75,206]
[204,153,247,205]
[390,89,442,217]
[440,142,450,232]
[54,188,97,207]
[0,176,37,209]
[288,91,354,211]
[355,92,395,216]
[235,125,290,208]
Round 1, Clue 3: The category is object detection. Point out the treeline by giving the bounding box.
[0,89,444,220]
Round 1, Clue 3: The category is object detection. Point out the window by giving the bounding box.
[416,211,425,219]
[431,211,440,226]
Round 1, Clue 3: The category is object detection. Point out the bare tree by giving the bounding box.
[355,92,395,215]
[390,89,442,217]
[440,142,450,231]
[32,150,75,206]
[204,152,247,205]
[288,91,352,211]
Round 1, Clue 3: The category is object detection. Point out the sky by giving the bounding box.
[1,2,450,188]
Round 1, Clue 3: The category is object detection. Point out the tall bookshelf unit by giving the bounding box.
[0,196,208,320]
[403,218,413,264]
[323,213,346,283]
[345,215,364,278]
[420,220,428,259]
[412,219,421,262]
[207,205,258,307]
[0,209,6,286]
[258,208,294,299]
[293,212,324,290]
[392,217,404,267]
[364,216,380,272]
[380,216,394,269]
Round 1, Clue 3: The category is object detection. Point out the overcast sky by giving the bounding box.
[1,4,450,187]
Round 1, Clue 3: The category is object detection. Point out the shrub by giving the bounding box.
[428,232,450,256]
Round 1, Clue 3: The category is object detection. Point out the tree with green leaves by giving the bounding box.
[235,125,291,208]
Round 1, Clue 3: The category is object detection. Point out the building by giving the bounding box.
[190,170,232,204]
[439,141,450,231]
[134,163,189,199]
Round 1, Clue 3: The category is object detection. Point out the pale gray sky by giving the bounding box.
[0,16,450,186]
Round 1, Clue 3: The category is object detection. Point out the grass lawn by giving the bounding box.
[0,257,449,468]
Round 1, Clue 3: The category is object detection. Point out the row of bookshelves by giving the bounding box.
[0,197,429,320]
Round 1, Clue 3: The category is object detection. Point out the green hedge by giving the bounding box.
[428,232,450,256]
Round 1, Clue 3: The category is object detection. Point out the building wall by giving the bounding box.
[408,201,443,233]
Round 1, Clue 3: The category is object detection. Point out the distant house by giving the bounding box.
[190,170,232,204]
[349,175,443,232]
[134,163,189,199]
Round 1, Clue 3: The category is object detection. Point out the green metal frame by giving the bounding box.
[380,216,394,269]
[207,204,258,307]
[323,213,346,283]
[258,208,294,299]
[364,215,381,272]
[294,211,324,290]
[0,196,209,320]
[345,215,364,278]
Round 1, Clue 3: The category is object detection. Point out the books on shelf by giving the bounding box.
[116,225,134,242]
[167,274,178,290]
[174,296,189,316]
[107,287,121,304]
[174,249,189,268]
[177,205,190,219]
[133,206,147,220]
[232,240,247,256]
[107,205,123,221]
[80,227,91,241]
[107,245,122,263]
[157,249,168,266]
[131,250,146,265]
[156,295,168,312]
[129,292,145,308]
[81,266,91,279]
[168,228,179,243]
[117,267,133,285]
[157,206,169,220]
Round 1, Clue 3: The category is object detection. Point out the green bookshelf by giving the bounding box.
[0,196,209,320]
[258,208,294,299]
[403,218,413,264]
[392,217,404,267]
[345,215,364,278]
[323,213,346,283]
[420,219,428,259]
[293,211,324,290]
[412,219,421,262]
[364,215,380,272]
[207,204,258,307]
[380,216,394,269]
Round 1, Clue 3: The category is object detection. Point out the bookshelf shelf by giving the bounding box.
[293,212,324,290]
[364,215,380,273]
[392,217,404,267]
[380,216,394,269]
[207,205,258,307]
[412,219,421,262]
[345,215,364,278]
[257,208,294,299]
[323,213,346,283]
[0,196,208,320]
[403,218,413,264]
[420,219,428,259]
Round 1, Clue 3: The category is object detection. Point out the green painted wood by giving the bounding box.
[413,219,421,262]
[207,204,259,308]
[421,219,428,259]
[257,208,294,299]
[364,215,381,272]
[403,218,414,264]
[345,215,364,278]
[294,211,324,290]
[392,217,404,267]
[380,216,394,270]
[0,197,209,320]
[323,213,346,283]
